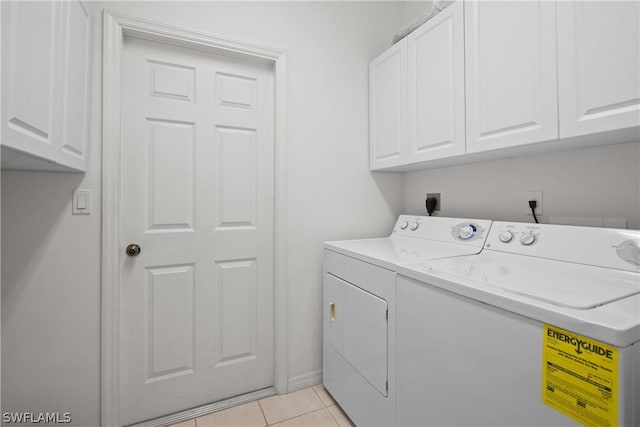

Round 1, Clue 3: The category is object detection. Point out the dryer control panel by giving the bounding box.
[392,215,491,247]
[485,222,640,272]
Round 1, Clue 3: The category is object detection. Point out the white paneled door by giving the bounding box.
[121,36,275,425]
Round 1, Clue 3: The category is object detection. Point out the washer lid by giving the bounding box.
[418,252,640,309]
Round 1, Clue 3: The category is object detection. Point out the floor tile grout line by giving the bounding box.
[261,386,326,425]
[331,404,356,427]
[309,384,327,407]
[257,397,269,426]
[267,407,332,426]
[170,386,330,427]
[312,384,336,408]
[325,405,342,427]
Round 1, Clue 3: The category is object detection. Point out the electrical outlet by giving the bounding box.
[426,193,441,211]
[525,191,542,215]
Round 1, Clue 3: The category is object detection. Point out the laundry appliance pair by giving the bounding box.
[323,215,639,426]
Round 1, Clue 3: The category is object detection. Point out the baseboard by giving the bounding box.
[287,369,322,392]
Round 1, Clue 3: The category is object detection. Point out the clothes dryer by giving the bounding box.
[323,215,492,426]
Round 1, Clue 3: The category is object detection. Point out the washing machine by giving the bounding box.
[396,222,640,426]
[322,215,492,426]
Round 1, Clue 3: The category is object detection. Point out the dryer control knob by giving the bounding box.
[410,221,420,231]
[520,233,537,246]
[499,231,514,243]
[400,221,409,230]
[459,225,474,239]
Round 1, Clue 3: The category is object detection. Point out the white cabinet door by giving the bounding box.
[407,1,465,162]
[1,1,90,172]
[1,1,61,161]
[369,38,407,170]
[465,1,558,153]
[58,0,91,170]
[557,1,640,138]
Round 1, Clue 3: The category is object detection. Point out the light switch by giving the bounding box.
[77,194,87,210]
[73,189,92,215]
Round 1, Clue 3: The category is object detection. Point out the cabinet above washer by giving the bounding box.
[1,0,92,172]
[557,1,640,139]
[370,0,640,171]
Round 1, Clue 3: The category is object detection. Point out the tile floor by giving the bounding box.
[169,385,354,427]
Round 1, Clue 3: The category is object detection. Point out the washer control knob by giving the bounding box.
[499,231,514,243]
[459,225,475,240]
[520,233,537,246]
[410,221,420,231]
[400,221,409,230]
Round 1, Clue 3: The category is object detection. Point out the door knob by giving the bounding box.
[125,243,141,257]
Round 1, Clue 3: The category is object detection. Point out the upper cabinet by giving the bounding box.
[370,2,465,170]
[60,0,92,169]
[407,0,465,162]
[1,1,92,172]
[464,1,558,153]
[557,1,640,138]
[369,38,407,170]
[370,0,640,171]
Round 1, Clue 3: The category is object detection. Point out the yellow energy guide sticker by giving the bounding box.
[542,325,618,427]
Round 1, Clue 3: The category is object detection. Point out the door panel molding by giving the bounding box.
[102,11,289,427]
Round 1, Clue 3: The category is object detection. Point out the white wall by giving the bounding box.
[404,142,640,229]
[1,2,405,425]
[400,1,434,28]
[1,172,99,425]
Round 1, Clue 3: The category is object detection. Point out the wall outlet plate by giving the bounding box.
[525,191,542,215]
[426,193,441,211]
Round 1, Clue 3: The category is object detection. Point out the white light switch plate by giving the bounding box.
[73,189,92,215]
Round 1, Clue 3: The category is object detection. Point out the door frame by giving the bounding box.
[101,11,289,426]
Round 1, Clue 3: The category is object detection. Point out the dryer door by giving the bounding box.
[325,274,388,396]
